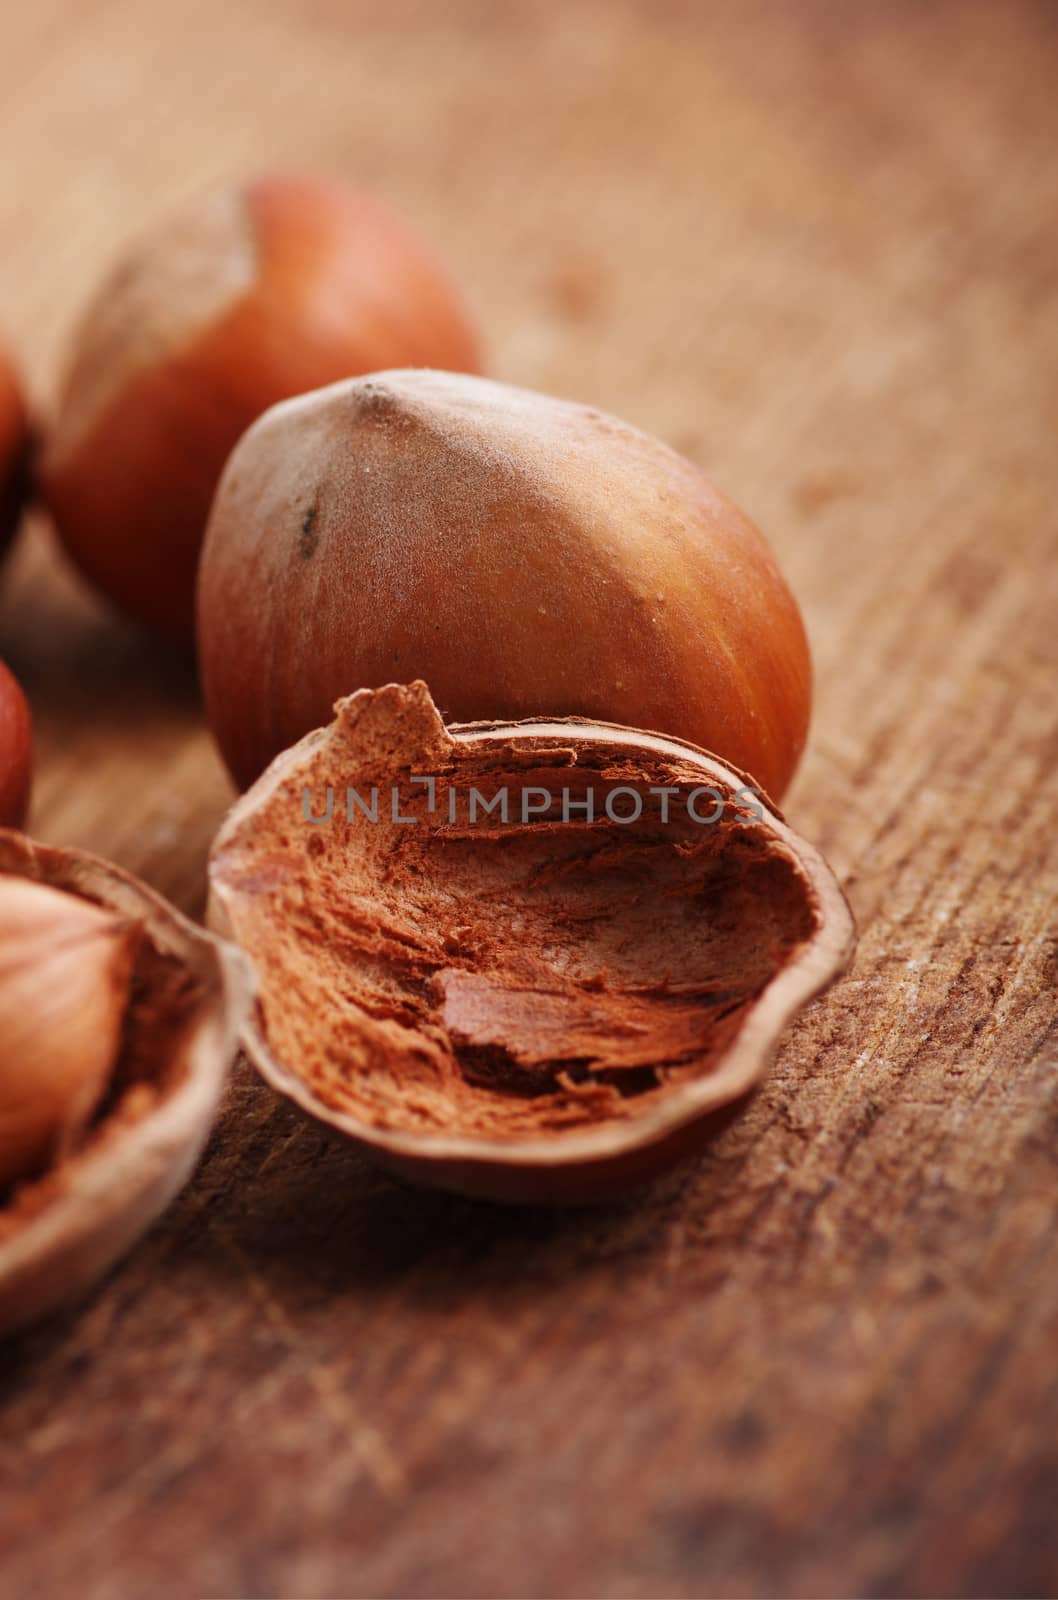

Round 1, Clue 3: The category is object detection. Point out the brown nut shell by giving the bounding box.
[0,348,30,559]
[40,175,482,639]
[197,369,811,800]
[208,682,854,1205]
[0,831,254,1335]
[0,660,32,828]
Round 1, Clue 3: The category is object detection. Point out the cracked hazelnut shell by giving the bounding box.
[0,347,29,559]
[198,370,811,800]
[208,682,854,1204]
[0,660,32,829]
[40,175,482,640]
[0,831,254,1335]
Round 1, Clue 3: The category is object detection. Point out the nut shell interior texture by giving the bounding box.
[0,831,252,1335]
[198,369,811,799]
[209,683,853,1203]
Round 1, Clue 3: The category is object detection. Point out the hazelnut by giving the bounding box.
[198,371,811,801]
[208,682,853,1204]
[0,830,253,1334]
[0,345,30,560]
[0,878,136,1188]
[40,175,483,640]
[0,659,32,828]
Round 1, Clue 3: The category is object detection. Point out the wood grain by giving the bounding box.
[2,2,1057,1595]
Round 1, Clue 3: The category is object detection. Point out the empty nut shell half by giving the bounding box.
[208,682,854,1204]
[0,831,254,1335]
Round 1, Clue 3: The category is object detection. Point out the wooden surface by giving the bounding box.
[2,3,1057,1596]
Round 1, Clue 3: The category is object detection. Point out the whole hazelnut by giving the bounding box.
[0,659,32,828]
[0,832,253,1334]
[198,371,812,800]
[0,346,30,559]
[40,175,483,640]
